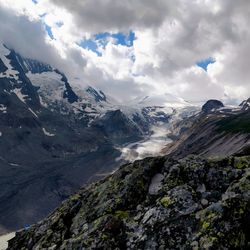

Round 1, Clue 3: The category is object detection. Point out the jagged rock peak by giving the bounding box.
[202,99,224,113]
[86,86,107,102]
[240,98,250,111]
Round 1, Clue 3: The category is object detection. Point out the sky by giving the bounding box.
[0,0,250,104]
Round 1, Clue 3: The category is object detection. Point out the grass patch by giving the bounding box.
[216,112,250,134]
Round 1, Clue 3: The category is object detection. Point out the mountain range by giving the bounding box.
[0,43,198,234]
[1,42,250,249]
[164,99,250,158]
[7,100,250,249]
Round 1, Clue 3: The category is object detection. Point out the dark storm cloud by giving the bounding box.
[50,0,171,32]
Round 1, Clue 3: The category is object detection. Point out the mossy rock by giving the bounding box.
[199,210,218,232]
[234,156,250,169]
[228,171,250,193]
[160,196,173,207]
[114,210,129,220]
[7,155,250,250]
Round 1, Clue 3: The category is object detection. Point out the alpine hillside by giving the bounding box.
[0,43,197,234]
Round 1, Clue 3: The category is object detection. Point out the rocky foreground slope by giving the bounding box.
[8,153,250,249]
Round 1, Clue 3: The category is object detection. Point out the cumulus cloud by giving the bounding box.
[0,0,250,103]
[50,0,170,32]
[0,6,58,65]
[0,2,87,79]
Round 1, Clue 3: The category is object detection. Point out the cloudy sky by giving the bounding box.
[0,0,249,103]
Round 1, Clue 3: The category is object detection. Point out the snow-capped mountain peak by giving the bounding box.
[0,42,200,146]
[137,93,188,108]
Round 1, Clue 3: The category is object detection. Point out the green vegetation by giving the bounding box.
[217,112,250,133]
[234,156,250,169]
[200,211,217,231]
[160,196,173,207]
[114,210,129,220]
[8,155,250,250]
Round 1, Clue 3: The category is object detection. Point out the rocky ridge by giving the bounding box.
[8,154,250,249]
[163,99,250,159]
[201,99,224,113]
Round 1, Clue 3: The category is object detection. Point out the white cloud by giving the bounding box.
[50,0,170,32]
[0,0,250,103]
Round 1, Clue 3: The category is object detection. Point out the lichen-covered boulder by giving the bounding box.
[8,155,250,249]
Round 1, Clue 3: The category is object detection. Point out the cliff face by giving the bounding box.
[163,103,250,159]
[8,154,250,249]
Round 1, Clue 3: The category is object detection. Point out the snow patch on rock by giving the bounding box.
[28,108,38,118]
[0,44,19,80]
[42,128,55,137]
[0,104,7,113]
[11,88,28,104]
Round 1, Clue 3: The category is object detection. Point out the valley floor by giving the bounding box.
[117,125,172,162]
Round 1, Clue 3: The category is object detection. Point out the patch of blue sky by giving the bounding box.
[127,31,136,46]
[79,31,136,56]
[79,40,102,56]
[95,32,110,40]
[95,32,110,48]
[96,31,135,47]
[32,0,38,4]
[196,57,216,71]
[45,24,54,40]
[112,31,135,46]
